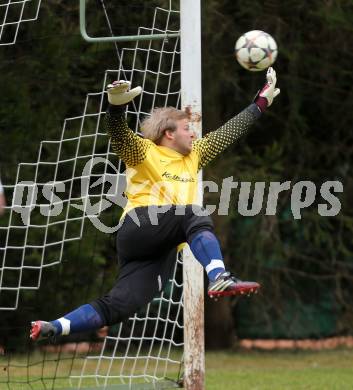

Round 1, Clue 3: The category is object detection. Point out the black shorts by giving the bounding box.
[91,204,214,325]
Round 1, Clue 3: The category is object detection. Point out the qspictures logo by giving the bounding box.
[10,157,343,233]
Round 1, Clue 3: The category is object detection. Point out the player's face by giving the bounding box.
[171,118,195,155]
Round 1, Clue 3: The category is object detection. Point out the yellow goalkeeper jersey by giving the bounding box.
[106,104,260,216]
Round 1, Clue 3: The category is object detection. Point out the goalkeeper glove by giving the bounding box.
[254,67,280,112]
[107,80,142,106]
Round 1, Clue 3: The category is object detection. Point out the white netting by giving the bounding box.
[1,1,184,388]
[0,82,112,310]
[0,2,180,311]
[0,0,42,45]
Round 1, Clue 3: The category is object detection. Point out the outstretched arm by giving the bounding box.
[105,81,151,166]
[193,67,280,170]
[193,104,261,169]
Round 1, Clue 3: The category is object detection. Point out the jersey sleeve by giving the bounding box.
[105,104,151,166]
[192,103,261,170]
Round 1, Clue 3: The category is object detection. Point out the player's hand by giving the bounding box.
[261,67,280,106]
[254,67,280,111]
[107,80,142,106]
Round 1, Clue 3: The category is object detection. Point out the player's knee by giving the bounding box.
[91,293,137,326]
[184,204,214,242]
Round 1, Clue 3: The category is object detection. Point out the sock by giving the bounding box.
[189,230,225,282]
[51,304,104,336]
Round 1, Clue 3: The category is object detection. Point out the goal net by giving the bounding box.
[0,0,42,45]
[0,1,200,388]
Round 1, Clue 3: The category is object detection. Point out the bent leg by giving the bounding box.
[31,249,177,340]
[182,205,260,297]
[182,205,225,281]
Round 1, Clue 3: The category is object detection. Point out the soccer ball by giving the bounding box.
[234,30,278,72]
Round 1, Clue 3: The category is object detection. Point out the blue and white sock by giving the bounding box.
[51,304,104,336]
[189,230,225,282]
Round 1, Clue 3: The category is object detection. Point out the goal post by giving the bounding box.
[180,0,205,389]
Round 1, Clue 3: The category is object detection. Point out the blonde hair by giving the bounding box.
[141,107,188,143]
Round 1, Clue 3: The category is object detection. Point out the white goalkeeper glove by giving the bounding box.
[107,80,142,106]
[254,67,280,111]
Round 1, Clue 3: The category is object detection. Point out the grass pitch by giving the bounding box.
[206,349,353,389]
[1,349,353,389]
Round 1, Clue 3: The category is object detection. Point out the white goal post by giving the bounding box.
[180,1,205,389]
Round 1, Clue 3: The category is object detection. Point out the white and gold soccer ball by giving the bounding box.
[235,30,278,72]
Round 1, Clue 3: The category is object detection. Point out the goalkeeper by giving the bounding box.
[31,68,280,341]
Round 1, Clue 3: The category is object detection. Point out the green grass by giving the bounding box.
[206,349,353,390]
[2,349,353,389]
